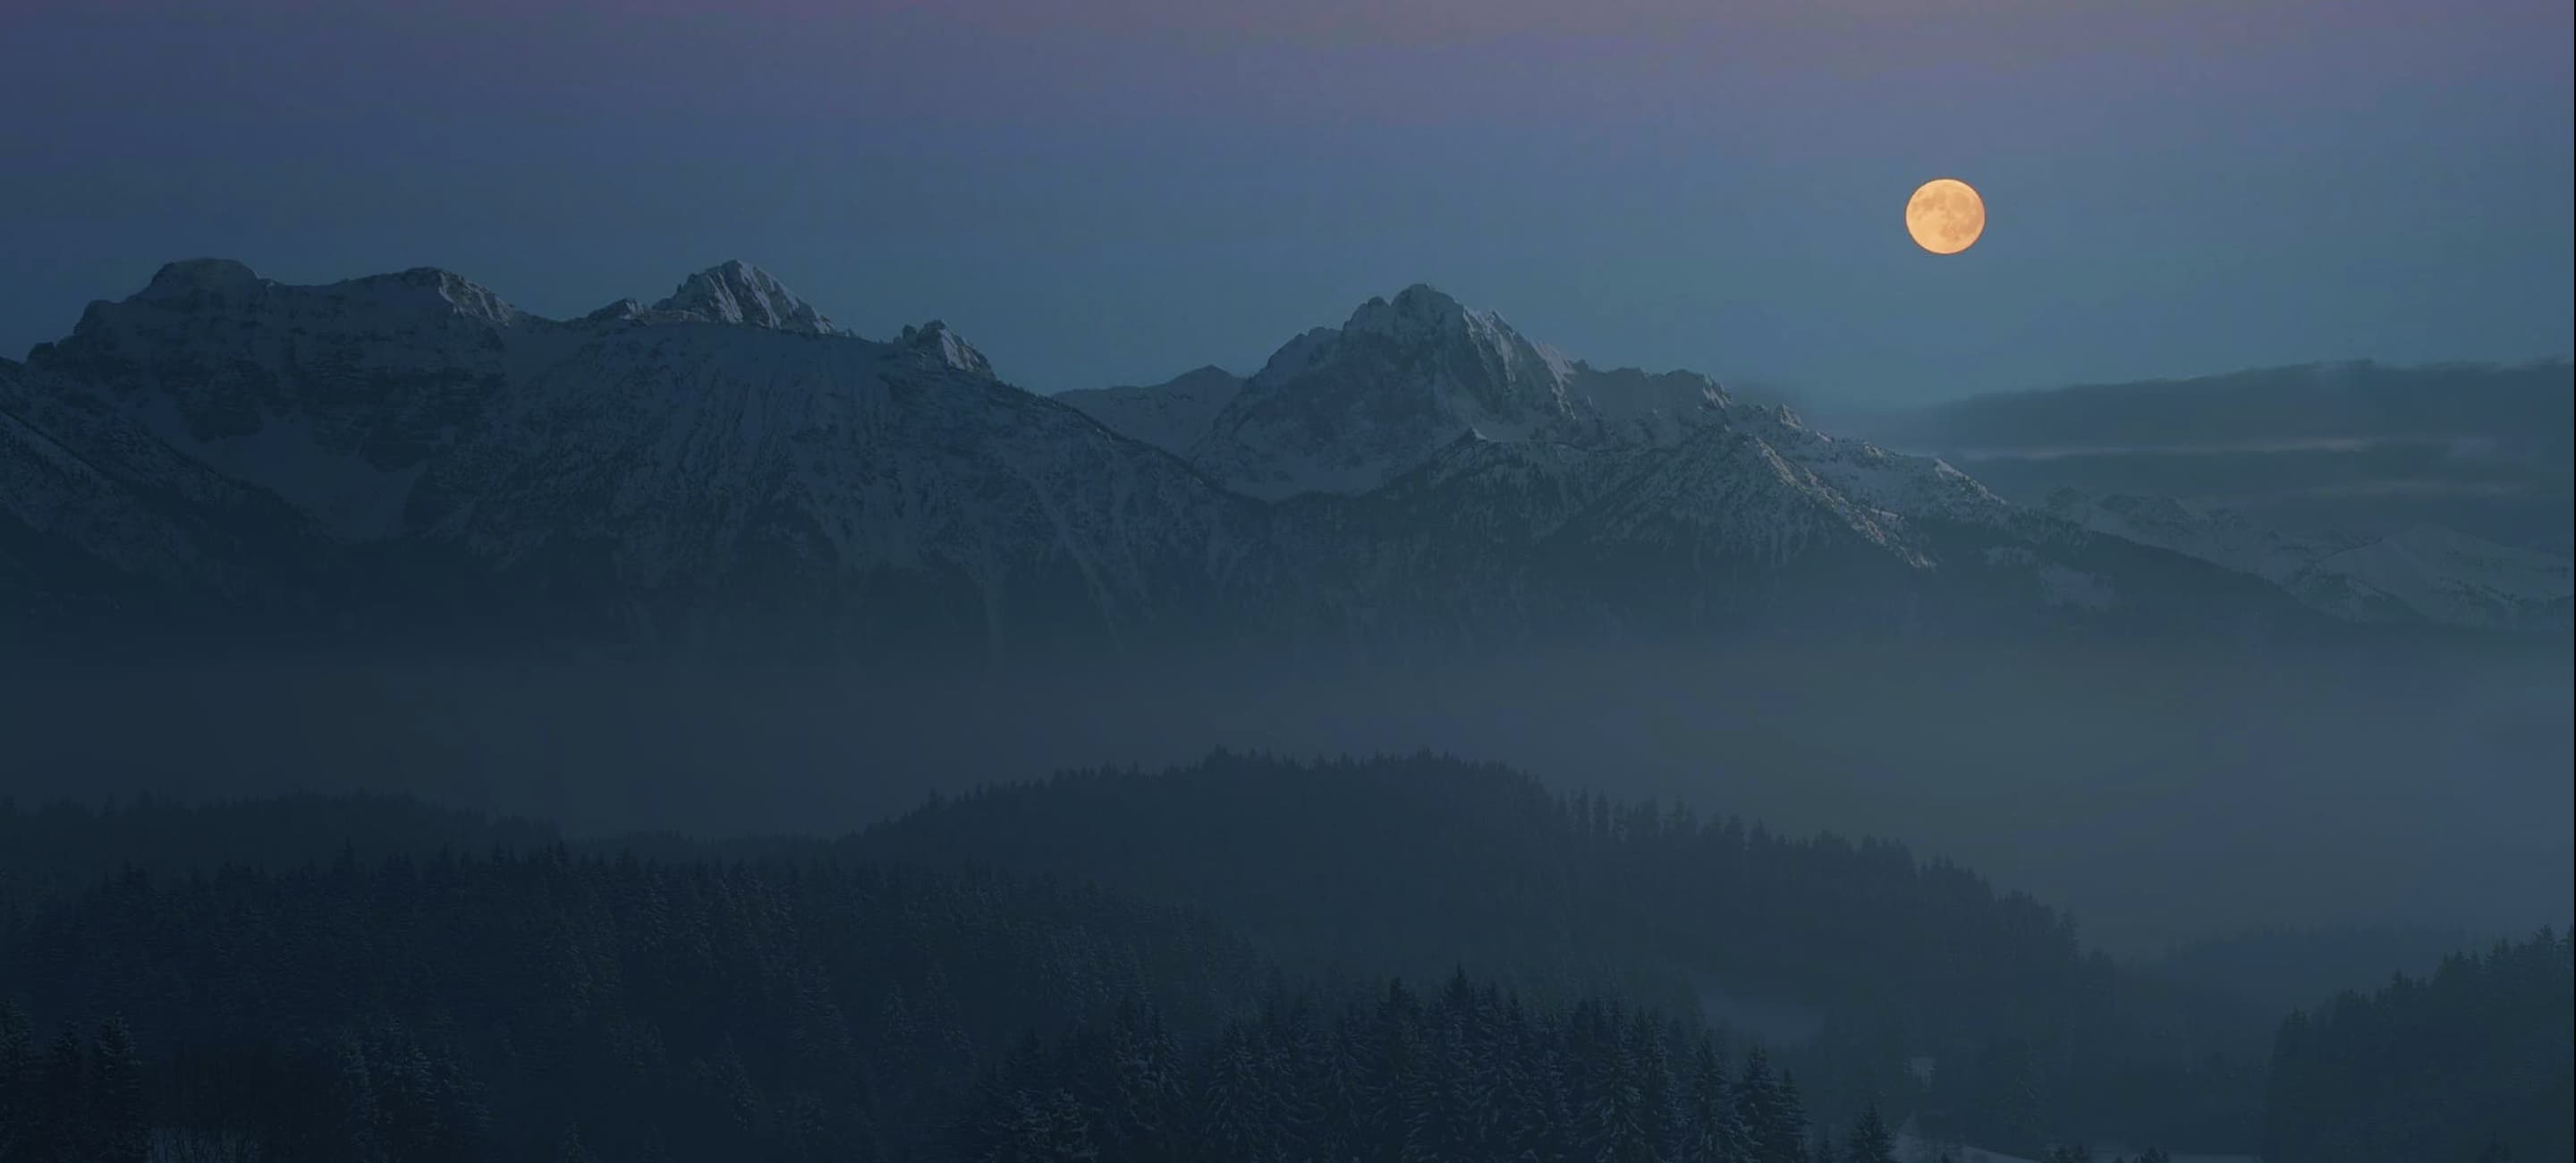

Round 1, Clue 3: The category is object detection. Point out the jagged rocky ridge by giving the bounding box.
[2,260,2356,658]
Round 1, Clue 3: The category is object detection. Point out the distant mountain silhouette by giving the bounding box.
[1873,359,2574,463]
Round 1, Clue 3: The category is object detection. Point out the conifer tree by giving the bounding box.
[1845,1103,1899,1163]
[88,1018,148,1163]
[0,1002,30,1163]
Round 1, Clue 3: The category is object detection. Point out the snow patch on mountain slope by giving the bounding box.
[0,359,311,596]
[1982,546,2122,610]
[0,399,210,582]
[2046,488,2570,630]
[1576,425,1923,566]
[1735,403,2010,524]
[2299,524,2572,630]
[387,317,1270,654]
[2044,488,2350,580]
[1281,432,1633,570]
[1567,364,1725,446]
[25,261,576,541]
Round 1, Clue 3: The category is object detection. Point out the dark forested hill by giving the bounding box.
[2142,922,2487,1017]
[844,751,2265,1152]
[0,793,562,909]
[957,971,1835,1163]
[851,752,2092,1028]
[0,845,1270,1161]
[2264,930,2575,1163]
[0,795,1978,1163]
[3,768,2546,1161]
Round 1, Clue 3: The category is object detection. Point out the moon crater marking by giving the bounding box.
[1906,178,1986,255]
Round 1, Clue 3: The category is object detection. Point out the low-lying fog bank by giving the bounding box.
[5,638,2566,955]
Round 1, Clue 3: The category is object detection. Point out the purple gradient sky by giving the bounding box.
[3,0,2568,401]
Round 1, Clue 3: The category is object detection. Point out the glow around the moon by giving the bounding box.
[1905,178,1986,255]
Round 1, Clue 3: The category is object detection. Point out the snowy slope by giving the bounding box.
[1731,403,2012,526]
[22,259,564,543]
[405,320,1270,652]
[2042,489,2355,582]
[2045,488,2571,631]
[2297,524,2572,631]
[0,345,332,604]
[1559,423,1919,566]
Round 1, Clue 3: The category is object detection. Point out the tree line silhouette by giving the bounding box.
[2265,929,2572,1163]
[1,754,2557,1160]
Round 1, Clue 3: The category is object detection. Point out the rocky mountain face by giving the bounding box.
[2,260,1270,658]
[1185,284,1726,501]
[2,260,2356,660]
[590,259,847,335]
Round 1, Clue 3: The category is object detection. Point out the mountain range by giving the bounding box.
[2,259,2541,661]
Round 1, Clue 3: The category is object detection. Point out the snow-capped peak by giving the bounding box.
[1339,284,1545,381]
[1195,284,1595,497]
[1249,285,1521,387]
[648,260,839,335]
[897,319,996,378]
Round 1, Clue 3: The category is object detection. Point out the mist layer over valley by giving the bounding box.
[9,634,2564,958]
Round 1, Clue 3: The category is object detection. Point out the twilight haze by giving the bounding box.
[3,0,2570,403]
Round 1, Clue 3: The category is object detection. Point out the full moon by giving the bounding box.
[1904,178,1986,255]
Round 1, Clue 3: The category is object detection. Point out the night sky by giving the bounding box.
[3,0,2569,403]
